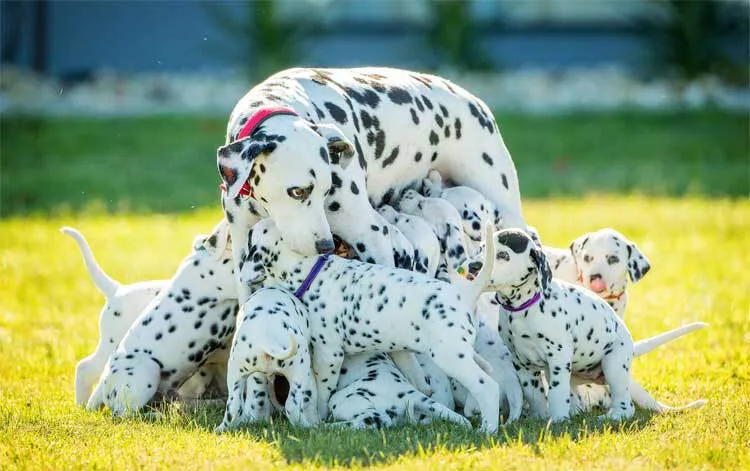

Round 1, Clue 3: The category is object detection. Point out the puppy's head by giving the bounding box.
[396,189,423,214]
[176,221,237,300]
[444,186,493,242]
[462,229,551,294]
[218,116,354,257]
[377,204,399,224]
[570,228,651,298]
[91,352,161,416]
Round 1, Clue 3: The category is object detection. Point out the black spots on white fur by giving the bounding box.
[382,146,399,168]
[387,86,413,105]
[328,201,341,212]
[414,151,423,162]
[324,102,348,124]
[350,181,359,195]
[439,104,449,118]
[331,171,343,189]
[501,173,509,190]
[422,95,433,110]
[319,147,329,164]
[373,130,386,160]
[353,136,367,171]
[496,229,530,253]
[482,153,494,166]
[429,131,439,146]
[431,152,438,162]
[360,110,373,129]
[345,87,380,109]
[410,108,420,125]
[434,114,444,128]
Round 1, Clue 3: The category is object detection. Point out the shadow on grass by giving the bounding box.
[138,402,659,466]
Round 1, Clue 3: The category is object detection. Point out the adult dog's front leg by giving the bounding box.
[391,352,432,397]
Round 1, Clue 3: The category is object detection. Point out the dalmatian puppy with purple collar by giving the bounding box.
[86,222,240,416]
[216,286,319,432]
[461,228,706,421]
[240,217,502,432]
[328,352,471,429]
[543,228,652,317]
[215,67,527,301]
[378,204,441,276]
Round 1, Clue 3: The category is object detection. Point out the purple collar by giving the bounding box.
[496,291,542,312]
[294,253,330,299]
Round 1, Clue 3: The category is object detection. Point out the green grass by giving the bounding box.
[1,111,748,217]
[1,198,748,469]
[1,111,748,468]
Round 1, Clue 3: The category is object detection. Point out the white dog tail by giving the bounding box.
[61,227,120,298]
[630,379,707,413]
[634,322,708,357]
[266,331,298,361]
[464,223,496,307]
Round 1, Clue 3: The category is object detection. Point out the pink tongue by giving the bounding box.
[590,279,607,293]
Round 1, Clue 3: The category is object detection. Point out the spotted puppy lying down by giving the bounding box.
[543,228,651,317]
[86,222,239,416]
[329,352,470,429]
[465,229,705,422]
[241,218,501,432]
[217,286,318,432]
[64,224,234,407]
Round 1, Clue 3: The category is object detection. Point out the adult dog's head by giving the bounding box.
[217,113,354,257]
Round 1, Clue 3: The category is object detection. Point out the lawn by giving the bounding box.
[0,111,748,469]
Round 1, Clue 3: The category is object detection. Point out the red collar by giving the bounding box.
[219,106,299,198]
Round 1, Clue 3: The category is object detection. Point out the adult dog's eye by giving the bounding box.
[497,251,510,261]
[287,185,313,201]
[607,255,620,265]
[583,254,592,263]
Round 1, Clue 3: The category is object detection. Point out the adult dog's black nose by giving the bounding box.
[315,238,335,254]
[468,261,483,275]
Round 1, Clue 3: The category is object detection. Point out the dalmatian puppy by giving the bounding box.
[216,67,527,299]
[241,218,501,432]
[463,229,705,421]
[422,169,495,249]
[378,204,441,276]
[397,189,468,273]
[64,224,234,406]
[216,286,318,432]
[570,322,708,414]
[86,222,240,416]
[328,352,470,429]
[544,228,651,317]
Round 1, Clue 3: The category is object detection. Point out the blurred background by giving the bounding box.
[1,0,748,216]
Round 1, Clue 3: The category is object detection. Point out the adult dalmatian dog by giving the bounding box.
[215,67,526,302]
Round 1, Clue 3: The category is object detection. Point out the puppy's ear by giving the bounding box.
[626,240,651,283]
[530,247,552,291]
[200,219,232,260]
[569,232,591,259]
[312,123,354,168]
[217,138,278,199]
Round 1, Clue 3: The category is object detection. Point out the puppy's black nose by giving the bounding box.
[315,238,335,254]
[468,261,483,275]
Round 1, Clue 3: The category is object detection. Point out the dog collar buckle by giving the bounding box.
[294,253,331,299]
[496,291,541,312]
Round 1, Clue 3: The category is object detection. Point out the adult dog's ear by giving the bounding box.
[312,123,355,168]
[626,240,651,283]
[217,138,278,199]
[530,246,552,291]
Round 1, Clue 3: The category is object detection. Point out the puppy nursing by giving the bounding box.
[240,217,502,432]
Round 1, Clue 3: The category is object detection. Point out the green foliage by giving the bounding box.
[2,111,747,218]
[638,0,750,83]
[426,0,493,70]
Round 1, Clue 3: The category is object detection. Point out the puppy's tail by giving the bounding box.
[266,331,298,361]
[464,223,496,307]
[61,227,120,298]
[630,379,707,413]
[634,322,708,357]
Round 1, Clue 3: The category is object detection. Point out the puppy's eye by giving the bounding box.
[287,185,313,201]
[583,254,592,263]
[607,255,620,265]
[497,251,510,261]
